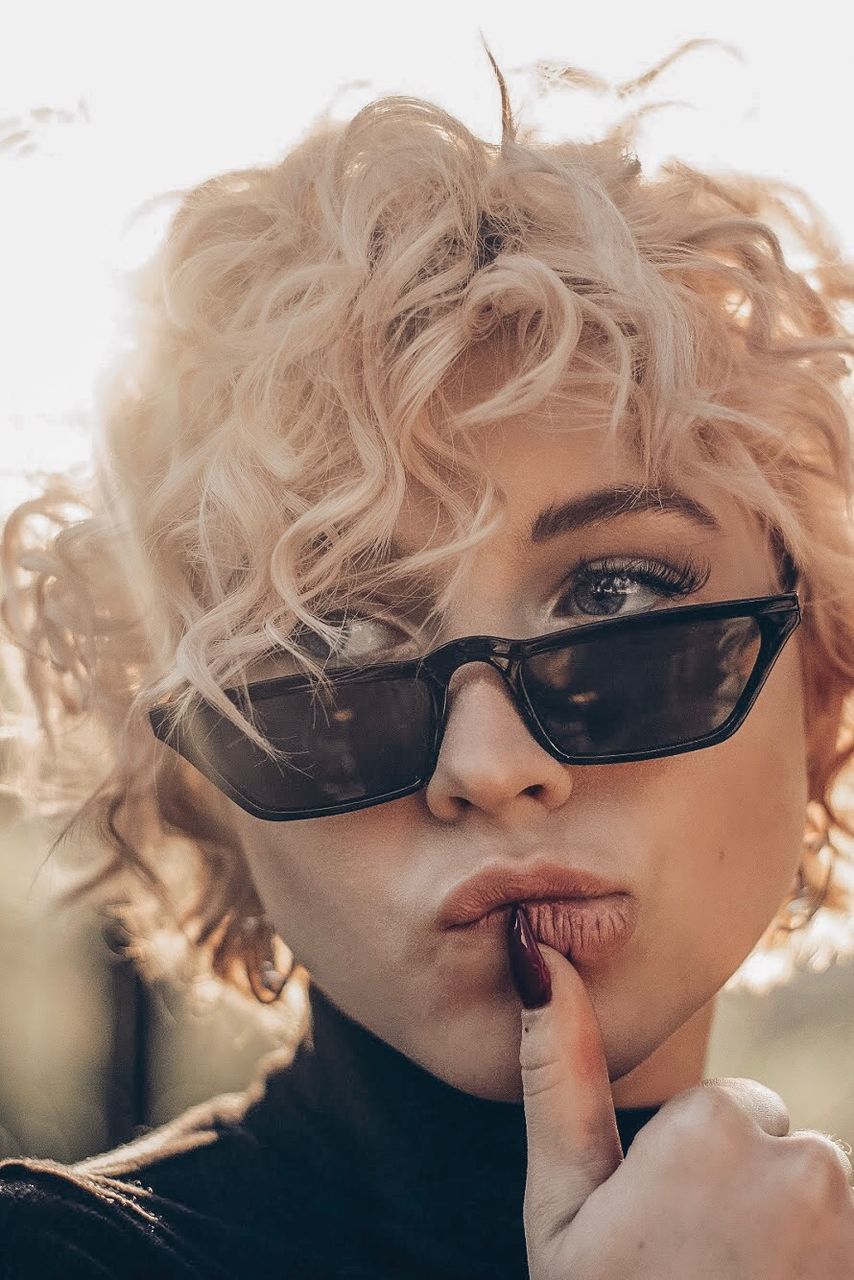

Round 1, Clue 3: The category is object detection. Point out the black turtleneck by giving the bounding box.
[0,981,661,1279]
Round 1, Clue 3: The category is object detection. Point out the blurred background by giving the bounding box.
[1,0,852,1163]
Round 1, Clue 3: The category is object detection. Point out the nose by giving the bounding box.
[423,661,575,824]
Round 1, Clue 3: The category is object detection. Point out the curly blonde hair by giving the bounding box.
[2,39,852,1014]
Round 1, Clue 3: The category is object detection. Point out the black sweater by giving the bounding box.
[0,982,661,1278]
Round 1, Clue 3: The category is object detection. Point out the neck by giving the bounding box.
[611,995,717,1107]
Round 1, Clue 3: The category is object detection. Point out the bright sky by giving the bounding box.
[2,0,852,512]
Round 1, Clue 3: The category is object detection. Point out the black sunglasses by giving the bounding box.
[149,592,800,822]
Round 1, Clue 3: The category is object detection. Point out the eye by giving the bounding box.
[296,611,419,662]
[555,553,711,620]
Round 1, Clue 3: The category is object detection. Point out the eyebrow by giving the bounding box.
[529,484,722,543]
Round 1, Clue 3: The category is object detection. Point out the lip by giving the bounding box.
[504,896,638,965]
[438,860,629,930]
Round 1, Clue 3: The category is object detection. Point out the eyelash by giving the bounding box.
[556,552,711,616]
[297,552,712,658]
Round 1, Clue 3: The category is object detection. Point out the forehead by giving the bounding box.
[388,346,775,599]
[391,419,629,553]
[393,409,745,561]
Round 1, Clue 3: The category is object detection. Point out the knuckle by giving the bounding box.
[520,1056,564,1101]
[664,1085,750,1143]
[780,1133,854,1206]
[627,1091,745,1173]
[702,1076,790,1136]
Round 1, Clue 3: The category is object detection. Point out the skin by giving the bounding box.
[228,364,817,1108]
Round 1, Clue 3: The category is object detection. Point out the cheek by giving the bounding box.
[648,644,808,980]
[238,807,414,977]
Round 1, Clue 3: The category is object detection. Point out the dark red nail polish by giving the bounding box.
[508,904,552,1009]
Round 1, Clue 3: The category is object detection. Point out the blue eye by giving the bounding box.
[556,554,710,620]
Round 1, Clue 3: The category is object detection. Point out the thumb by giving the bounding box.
[513,907,623,1239]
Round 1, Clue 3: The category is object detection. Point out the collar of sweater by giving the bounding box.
[243,981,662,1278]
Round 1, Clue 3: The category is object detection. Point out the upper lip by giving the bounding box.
[438,860,628,929]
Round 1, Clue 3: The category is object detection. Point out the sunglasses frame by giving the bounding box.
[149,592,801,822]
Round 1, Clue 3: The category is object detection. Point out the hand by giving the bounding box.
[518,943,854,1279]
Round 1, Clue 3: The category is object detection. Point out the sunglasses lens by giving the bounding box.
[187,676,435,814]
[521,614,761,757]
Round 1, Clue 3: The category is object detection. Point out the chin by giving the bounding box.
[402,995,522,1101]
[433,1048,527,1102]
[414,991,650,1104]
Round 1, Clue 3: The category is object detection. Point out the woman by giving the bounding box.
[1,39,853,1278]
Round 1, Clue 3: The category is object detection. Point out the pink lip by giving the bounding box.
[482,895,638,965]
[438,860,627,931]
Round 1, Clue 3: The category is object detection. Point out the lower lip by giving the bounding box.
[467,894,638,965]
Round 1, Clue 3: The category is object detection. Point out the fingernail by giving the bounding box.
[508,904,552,1009]
[260,962,287,997]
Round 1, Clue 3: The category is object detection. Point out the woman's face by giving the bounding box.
[231,398,812,1104]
